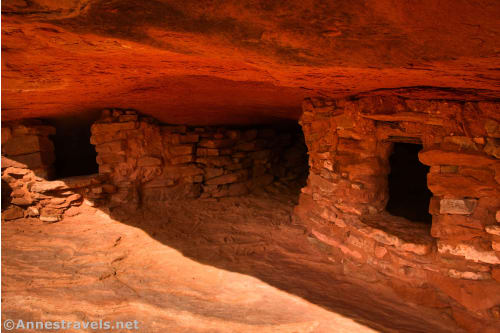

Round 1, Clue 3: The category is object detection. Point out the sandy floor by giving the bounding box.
[2,190,464,332]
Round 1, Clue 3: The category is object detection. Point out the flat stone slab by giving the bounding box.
[30,174,102,193]
[360,212,434,256]
[419,149,497,167]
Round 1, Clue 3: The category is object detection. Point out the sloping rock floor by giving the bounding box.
[2,189,463,332]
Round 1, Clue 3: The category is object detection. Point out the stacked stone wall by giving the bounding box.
[295,95,500,331]
[90,109,307,210]
[2,110,307,220]
[1,121,107,222]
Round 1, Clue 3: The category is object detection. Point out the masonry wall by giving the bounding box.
[1,121,107,222]
[2,120,56,179]
[90,109,306,211]
[295,96,500,332]
[2,110,307,221]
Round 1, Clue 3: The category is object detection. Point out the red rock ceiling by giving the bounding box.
[2,0,500,125]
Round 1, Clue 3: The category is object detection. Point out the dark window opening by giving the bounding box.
[385,143,432,224]
[47,112,100,179]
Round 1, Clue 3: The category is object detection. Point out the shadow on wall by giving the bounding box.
[0,111,465,333]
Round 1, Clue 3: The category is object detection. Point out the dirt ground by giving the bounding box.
[2,188,464,332]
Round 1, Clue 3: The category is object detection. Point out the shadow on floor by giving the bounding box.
[103,187,462,333]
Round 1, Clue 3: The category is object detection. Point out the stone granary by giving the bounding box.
[2,1,500,332]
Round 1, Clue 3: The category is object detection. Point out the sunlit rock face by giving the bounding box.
[2,0,500,124]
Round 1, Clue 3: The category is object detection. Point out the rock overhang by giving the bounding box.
[2,0,500,125]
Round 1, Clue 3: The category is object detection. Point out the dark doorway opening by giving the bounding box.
[269,123,309,198]
[47,112,100,179]
[385,143,432,224]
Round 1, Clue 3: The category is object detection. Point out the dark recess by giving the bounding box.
[386,143,432,224]
[47,112,100,179]
[1,179,13,210]
[271,123,309,195]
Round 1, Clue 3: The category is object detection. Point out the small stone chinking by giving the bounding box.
[90,109,305,209]
[294,95,500,332]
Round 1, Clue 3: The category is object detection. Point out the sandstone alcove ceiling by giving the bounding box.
[2,1,500,333]
[2,0,500,124]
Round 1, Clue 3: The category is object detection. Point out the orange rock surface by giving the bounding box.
[2,194,464,333]
[3,0,500,124]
